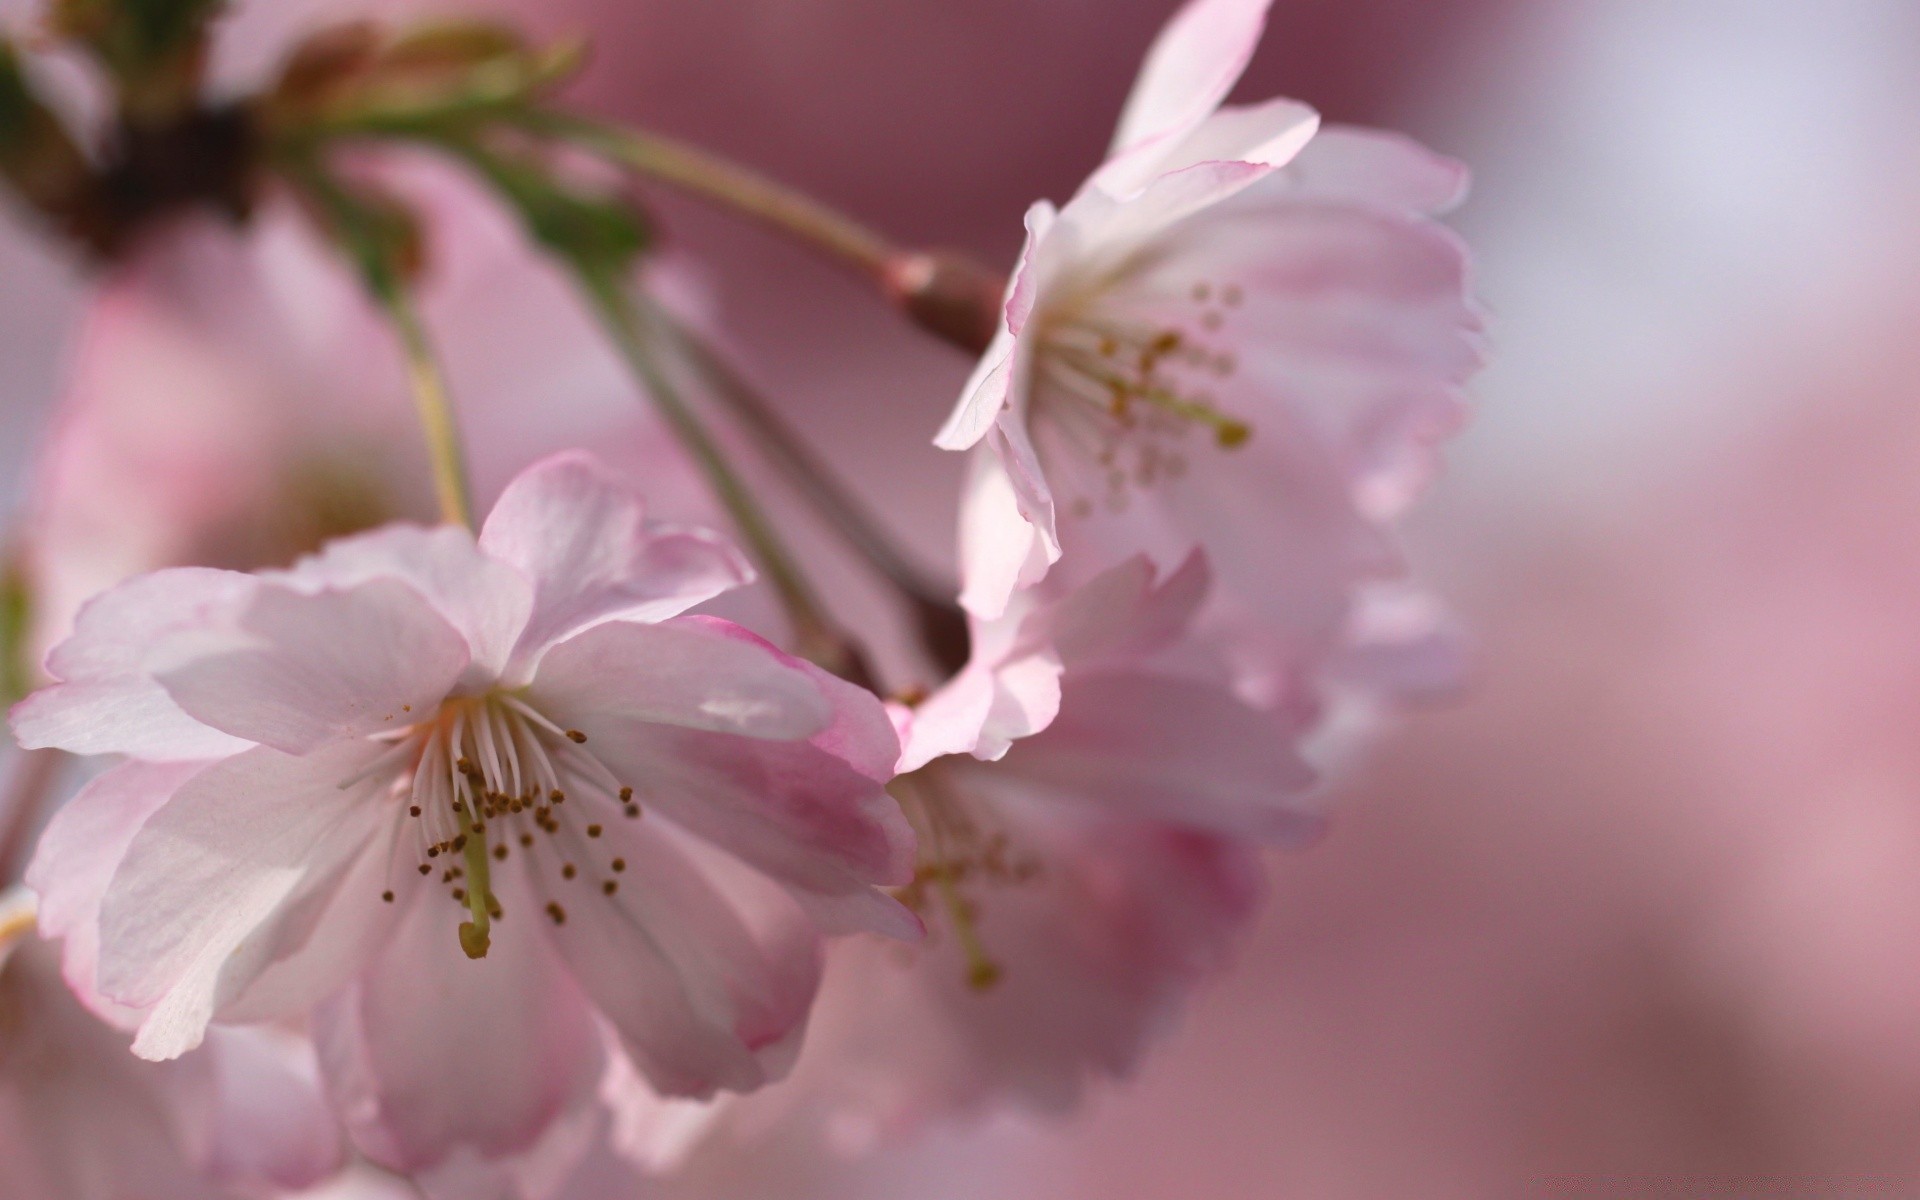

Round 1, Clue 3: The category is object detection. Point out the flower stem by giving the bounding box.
[573,270,873,684]
[520,111,899,281]
[640,304,971,675]
[381,286,476,531]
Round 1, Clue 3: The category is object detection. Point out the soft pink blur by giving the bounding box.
[6,1,1920,1197]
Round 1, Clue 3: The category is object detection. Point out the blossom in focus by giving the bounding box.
[13,452,916,1186]
[935,0,1484,701]
[625,551,1318,1158]
[0,888,344,1199]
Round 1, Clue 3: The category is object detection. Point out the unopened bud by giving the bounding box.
[883,250,1007,357]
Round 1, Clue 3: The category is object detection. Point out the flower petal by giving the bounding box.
[1000,668,1321,842]
[540,638,915,937]
[529,617,831,741]
[11,568,257,761]
[478,451,752,683]
[1282,125,1472,213]
[934,202,1054,452]
[200,1026,347,1190]
[956,440,1058,621]
[535,816,822,1098]
[94,740,392,1059]
[153,578,471,755]
[1149,98,1321,178]
[275,523,533,688]
[313,873,603,1176]
[1105,0,1274,176]
[24,759,205,1018]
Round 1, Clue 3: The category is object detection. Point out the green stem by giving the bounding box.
[573,270,870,683]
[381,286,475,530]
[521,111,899,281]
[640,303,971,675]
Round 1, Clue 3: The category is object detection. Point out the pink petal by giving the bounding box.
[534,816,822,1098]
[11,568,258,760]
[275,523,533,688]
[313,873,603,1176]
[24,759,205,1017]
[1147,98,1321,178]
[529,617,832,741]
[1283,125,1472,213]
[154,578,471,755]
[540,630,915,938]
[478,451,752,684]
[1105,0,1274,179]
[933,202,1054,452]
[956,448,1056,622]
[1034,551,1214,668]
[1001,668,1321,842]
[94,739,394,1060]
[199,1026,347,1190]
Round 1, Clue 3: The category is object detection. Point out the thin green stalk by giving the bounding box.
[574,270,869,682]
[643,303,971,674]
[521,111,899,281]
[382,286,475,530]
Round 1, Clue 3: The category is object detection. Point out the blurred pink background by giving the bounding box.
[9,2,1920,1196]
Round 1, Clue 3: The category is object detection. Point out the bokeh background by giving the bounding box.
[8,2,1920,1197]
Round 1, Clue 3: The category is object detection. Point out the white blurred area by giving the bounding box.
[4,2,1920,1196]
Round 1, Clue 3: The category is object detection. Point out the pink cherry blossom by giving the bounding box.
[935,0,1484,702]
[621,552,1317,1157]
[0,888,344,1199]
[13,451,916,1187]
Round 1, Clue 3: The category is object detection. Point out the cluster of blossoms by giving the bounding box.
[0,0,1481,1194]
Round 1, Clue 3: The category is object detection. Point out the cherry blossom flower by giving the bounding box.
[935,0,1484,700]
[617,551,1318,1157]
[13,451,916,1186]
[0,887,344,1199]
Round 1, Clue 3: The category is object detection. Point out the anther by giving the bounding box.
[624,804,641,818]
[519,834,534,848]
[611,858,626,873]
[381,891,394,903]
[493,844,508,861]
[418,864,431,875]
[618,787,633,802]
[565,730,587,744]
[602,881,618,896]
[409,805,421,817]
[562,864,576,880]
[546,903,567,925]
[586,824,602,838]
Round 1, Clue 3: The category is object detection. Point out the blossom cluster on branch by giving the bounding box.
[0,0,1483,1194]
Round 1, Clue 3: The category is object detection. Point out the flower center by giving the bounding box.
[890,767,1041,991]
[368,692,642,959]
[1035,279,1252,517]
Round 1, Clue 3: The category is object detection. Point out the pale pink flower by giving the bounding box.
[935,0,1484,698]
[624,553,1317,1155]
[0,888,344,1199]
[13,452,915,1185]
